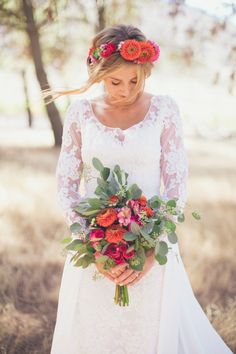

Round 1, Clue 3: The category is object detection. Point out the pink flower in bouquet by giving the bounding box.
[117,206,132,226]
[128,199,140,215]
[94,251,103,259]
[89,229,105,241]
[127,215,143,231]
[93,241,101,251]
[104,243,126,264]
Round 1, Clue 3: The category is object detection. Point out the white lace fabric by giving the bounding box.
[56,94,188,228]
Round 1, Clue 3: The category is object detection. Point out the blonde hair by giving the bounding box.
[42,24,154,107]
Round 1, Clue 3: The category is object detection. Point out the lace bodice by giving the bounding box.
[55,94,188,228]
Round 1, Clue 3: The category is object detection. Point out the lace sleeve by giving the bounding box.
[160,96,188,211]
[55,99,86,230]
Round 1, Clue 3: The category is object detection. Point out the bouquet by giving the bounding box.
[62,157,200,306]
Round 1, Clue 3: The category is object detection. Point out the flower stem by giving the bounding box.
[114,285,129,306]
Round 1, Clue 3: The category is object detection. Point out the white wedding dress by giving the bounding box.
[51,94,233,354]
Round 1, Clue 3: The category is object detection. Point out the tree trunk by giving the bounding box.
[22,0,62,146]
[96,0,106,32]
[21,68,33,127]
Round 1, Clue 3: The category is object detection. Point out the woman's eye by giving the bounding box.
[131,81,137,84]
[112,82,120,86]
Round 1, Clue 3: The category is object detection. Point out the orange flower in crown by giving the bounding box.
[87,38,160,66]
[118,39,141,61]
[138,41,156,63]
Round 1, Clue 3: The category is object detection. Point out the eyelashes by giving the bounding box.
[112,81,137,86]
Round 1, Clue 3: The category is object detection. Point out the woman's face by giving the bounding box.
[103,64,141,103]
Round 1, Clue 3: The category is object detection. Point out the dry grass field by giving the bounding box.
[0,132,235,353]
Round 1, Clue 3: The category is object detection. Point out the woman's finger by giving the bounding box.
[121,272,140,286]
[111,263,129,275]
[128,273,143,286]
[115,269,135,284]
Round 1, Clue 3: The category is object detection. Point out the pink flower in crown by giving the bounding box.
[100,42,116,58]
[117,206,132,226]
[148,40,160,62]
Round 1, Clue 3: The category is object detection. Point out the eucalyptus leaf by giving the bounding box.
[124,232,137,241]
[65,239,85,251]
[177,213,185,223]
[88,198,103,209]
[131,222,141,235]
[61,236,72,244]
[166,199,177,208]
[96,255,109,263]
[155,254,167,265]
[127,184,142,199]
[92,157,104,171]
[101,167,110,181]
[142,220,154,234]
[140,228,152,241]
[70,222,82,233]
[164,220,176,232]
[167,231,178,244]
[158,241,168,256]
[148,196,162,209]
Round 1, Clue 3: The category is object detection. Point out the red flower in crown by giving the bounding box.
[100,42,116,58]
[119,39,141,61]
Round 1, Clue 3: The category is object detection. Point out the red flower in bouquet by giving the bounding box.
[123,247,135,260]
[104,243,126,264]
[137,195,147,206]
[96,208,117,227]
[105,224,127,243]
[142,206,155,217]
[89,229,105,241]
[104,242,134,264]
[108,195,119,205]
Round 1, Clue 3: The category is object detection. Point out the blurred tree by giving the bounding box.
[0,0,64,146]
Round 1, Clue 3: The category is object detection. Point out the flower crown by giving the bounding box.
[87,39,160,65]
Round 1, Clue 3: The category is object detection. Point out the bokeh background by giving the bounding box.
[0,0,236,353]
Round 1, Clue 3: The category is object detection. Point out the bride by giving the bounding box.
[46,24,233,354]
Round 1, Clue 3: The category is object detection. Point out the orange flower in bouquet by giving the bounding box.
[96,208,117,227]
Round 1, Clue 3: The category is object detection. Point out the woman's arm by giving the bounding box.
[160,96,188,211]
[55,100,86,231]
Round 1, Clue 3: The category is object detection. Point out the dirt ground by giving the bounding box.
[0,136,235,353]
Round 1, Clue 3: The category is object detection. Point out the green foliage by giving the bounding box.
[167,231,178,244]
[127,184,142,199]
[155,253,167,265]
[70,222,82,233]
[192,210,201,220]
[92,157,104,172]
[124,232,138,241]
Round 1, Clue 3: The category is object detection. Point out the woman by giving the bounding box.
[47,24,233,354]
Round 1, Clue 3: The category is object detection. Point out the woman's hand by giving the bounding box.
[112,249,156,287]
[95,261,129,283]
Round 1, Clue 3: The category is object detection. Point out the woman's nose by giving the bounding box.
[120,86,130,97]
